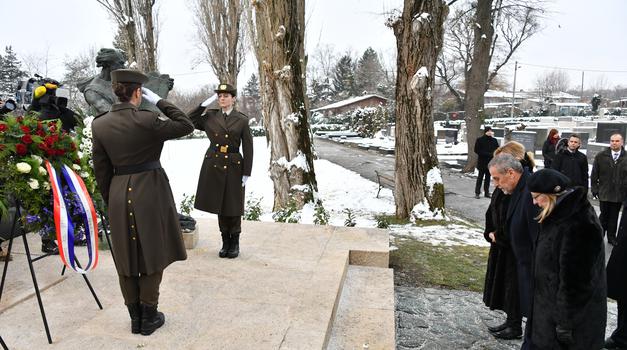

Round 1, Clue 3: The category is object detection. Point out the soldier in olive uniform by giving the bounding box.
[91,69,193,335]
[188,83,253,259]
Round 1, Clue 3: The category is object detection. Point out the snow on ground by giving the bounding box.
[160,137,486,247]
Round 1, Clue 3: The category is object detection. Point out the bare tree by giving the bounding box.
[436,0,544,171]
[191,0,247,84]
[534,69,571,98]
[248,0,318,210]
[96,0,160,71]
[387,0,449,219]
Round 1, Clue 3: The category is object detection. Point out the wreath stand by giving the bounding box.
[0,200,115,345]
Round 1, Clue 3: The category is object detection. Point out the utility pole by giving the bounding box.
[580,71,585,101]
[510,61,518,119]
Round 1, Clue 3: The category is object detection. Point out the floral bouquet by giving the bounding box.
[0,112,102,272]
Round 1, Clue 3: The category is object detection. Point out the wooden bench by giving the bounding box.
[375,170,395,198]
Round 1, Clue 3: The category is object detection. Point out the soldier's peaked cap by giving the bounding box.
[214,83,237,96]
[110,69,149,84]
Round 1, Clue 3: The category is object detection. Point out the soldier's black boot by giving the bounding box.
[227,233,239,259]
[219,233,230,258]
[127,303,141,334]
[140,303,165,336]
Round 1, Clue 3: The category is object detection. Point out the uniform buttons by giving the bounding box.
[132,237,136,240]
[213,165,217,168]
[223,166,227,169]
[129,212,133,216]
[128,200,132,204]
[128,187,132,192]
[225,134,229,138]
[214,133,218,136]
[237,161,241,164]
[216,143,219,147]
[215,154,218,158]
[225,155,229,159]
[131,225,135,229]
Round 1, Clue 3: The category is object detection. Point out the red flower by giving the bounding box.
[16,116,23,123]
[56,149,66,156]
[20,125,31,133]
[44,136,55,147]
[36,130,46,137]
[49,125,56,133]
[38,143,48,151]
[46,149,55,157]
[21,134,33,144]
[15,144,27,156]
[0,124,7,132]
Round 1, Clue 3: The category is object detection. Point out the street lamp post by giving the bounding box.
[510,61,519,119]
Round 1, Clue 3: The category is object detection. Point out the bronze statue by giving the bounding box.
[78,48,174,115]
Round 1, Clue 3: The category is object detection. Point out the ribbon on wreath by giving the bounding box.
[45,160,99,273]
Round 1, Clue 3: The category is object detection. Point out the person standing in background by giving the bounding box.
[551,134,588,190]
[474,126,500,199]
[542,128,560,168]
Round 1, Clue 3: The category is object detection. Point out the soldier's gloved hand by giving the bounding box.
[201,95,216,107]
[141,87,161,105]
[592,192,599,200]
[555,325,574,345]
[242,176,249,187]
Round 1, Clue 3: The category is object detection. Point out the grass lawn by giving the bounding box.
[390,235,489,292]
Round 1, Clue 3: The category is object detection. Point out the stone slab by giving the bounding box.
[182,227,198,249]
[0,218,390,349]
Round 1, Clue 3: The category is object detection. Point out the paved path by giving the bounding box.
[314,136,617,350]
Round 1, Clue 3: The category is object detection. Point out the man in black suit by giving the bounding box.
[551,134,588,189]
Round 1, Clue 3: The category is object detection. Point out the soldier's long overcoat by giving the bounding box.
[92,100,193,276]
[188,106,253,216]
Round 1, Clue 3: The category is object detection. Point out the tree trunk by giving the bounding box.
[250,0,318,210]
[389,0,448,219]
[462,0,494,172]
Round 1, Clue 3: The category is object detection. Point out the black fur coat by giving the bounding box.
[530,187,607,350]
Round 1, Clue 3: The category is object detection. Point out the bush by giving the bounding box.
[313,200,329,225]
[375,215,390,229]
[272,199,300,223]
[250,126,266,137]
[343,208,356,227]
[179,193,196,216]
[244,197,263,221]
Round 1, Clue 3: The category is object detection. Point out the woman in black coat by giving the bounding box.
[542,128,560,168]
[527,169,607,350]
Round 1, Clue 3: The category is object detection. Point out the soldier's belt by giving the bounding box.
[114,161,162,175]
[211,145,238,153]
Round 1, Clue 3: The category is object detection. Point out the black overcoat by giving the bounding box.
[591,148,627,202]
[474,134,500,170]
[188,105,253,216]
[506,170,539,317]
[530,187,606,350]
[551,149,588,188]
[542,139,557,168]
[607,202,627,301]
[483,188,520,317]
[92,100,193,276]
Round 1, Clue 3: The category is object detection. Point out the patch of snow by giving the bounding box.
[426,167,442,196]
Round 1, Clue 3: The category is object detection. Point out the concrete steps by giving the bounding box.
[0,219,394,349]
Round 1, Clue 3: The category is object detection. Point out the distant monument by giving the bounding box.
[77,48,174,115]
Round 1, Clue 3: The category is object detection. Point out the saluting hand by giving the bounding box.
[141,87,161,105]
[242,176,249,188]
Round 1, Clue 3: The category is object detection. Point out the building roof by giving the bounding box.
[311,94,388,112]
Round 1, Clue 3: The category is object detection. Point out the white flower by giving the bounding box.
[43,182,51,191]
[80,172,89,178]
[16,162,32,174]
[39,166,47,176]
[28,178,39,190]
[31,155,43,165]
[72,164,82,171]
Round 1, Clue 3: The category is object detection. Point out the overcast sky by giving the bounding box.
[2,0,626,95]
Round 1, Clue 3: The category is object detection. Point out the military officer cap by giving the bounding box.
[111,69,149,84]
[214,83,237,96]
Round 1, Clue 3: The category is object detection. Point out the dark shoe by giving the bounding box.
[41,240,59,255]
[474,194,481,199]
[219,233,230,258]
[484,193,491,198]
[487,321,509,333]
[127,303,141,334]
[605,337,627,349]
[492,327,522,340]
[140,303,165,336]
[227,234,239,259]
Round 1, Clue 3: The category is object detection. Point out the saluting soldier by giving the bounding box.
[91,69,194,336]
[188,83,253,259]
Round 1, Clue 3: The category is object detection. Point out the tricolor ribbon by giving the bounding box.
[45,160,99,273]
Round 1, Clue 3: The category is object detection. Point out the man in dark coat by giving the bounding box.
[488,153,539,345]
[551,134,588,189]
[188,83,253,259]
[92,69,193,335]
[591,133,627,246]
[527,169,607,350]
[474,126,500,199]
[606,206,627,349]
